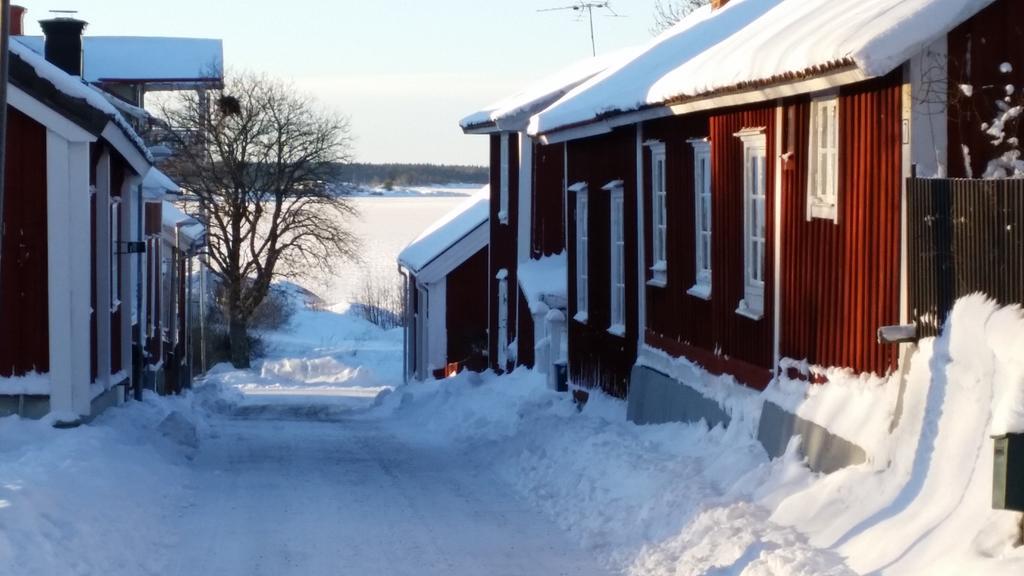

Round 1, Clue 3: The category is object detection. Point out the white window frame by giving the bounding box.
[499,133,510,225]
[807,92,840,222]
[570,182,589,323]
[644,140,668,287]
[688,138,712,300]
[604,180,626,336]
[735,127,767,320]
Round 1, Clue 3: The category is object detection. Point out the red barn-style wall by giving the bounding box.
[488,133,520,371]
[643,105,778,389]
[531,142,565,258]
[780,74,903,377]
[0,108,50,378]
[445,247,490,373]
[567,126,638,398]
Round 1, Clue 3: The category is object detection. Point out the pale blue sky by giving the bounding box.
[15,1,658,165]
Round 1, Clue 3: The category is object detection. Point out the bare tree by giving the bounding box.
[159,72,360,367]
[651,0,709,34]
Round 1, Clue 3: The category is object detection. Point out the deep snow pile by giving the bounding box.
[0,389,220,575]
[376,295,1024,575]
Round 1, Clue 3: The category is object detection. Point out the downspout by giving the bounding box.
[133,186,145,401]
[0,0,11,295]
[635,123,646,353]
[773,104,784,383]
[398,264,409,385]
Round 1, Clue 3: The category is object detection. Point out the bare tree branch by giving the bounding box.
[651,0,709,35]
[156,71,360,367]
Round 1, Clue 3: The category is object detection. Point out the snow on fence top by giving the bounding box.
[16,36,223,86]
[460,47,639,132]
[531,0,996,135]
[398,186,490,274]
[517,252,567,315]
[10,38,153,162]
[162,201,205,245]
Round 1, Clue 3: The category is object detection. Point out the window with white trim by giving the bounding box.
[605,180,626,336]
[645,140,668,286]
[571,183,589,323]
[499,133,510,224]
[807,93,839,222]
[735,128,767,320]
[688,138,712,299]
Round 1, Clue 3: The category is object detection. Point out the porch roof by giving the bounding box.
[398,186,490,275]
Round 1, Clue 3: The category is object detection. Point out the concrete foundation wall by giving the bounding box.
[627,364,868,474]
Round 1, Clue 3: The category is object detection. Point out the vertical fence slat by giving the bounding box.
[908,177,1024,334]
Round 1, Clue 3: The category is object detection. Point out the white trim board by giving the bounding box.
[8,85,97,143]
[415,222,489,286]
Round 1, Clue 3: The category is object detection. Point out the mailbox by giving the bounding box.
[993,433,1024,512]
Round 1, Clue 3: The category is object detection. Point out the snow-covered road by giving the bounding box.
[168,402,614,576]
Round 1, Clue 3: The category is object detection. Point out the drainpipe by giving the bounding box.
[398,264,409,385]
[0,0,11,296]
[133,186,145,401]
[773,104,784,383]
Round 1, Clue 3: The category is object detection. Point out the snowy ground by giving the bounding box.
[2,267,1024,573]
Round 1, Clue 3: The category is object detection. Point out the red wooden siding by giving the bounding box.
[780,74,903,376]
[0,108,50,378]
[706,106,777,387]
[642,114,714,352]
[517,290,535,368]
[947,0,1024,179]
[488,133,520,371]
[567,126,638,397]
[532,142,565,258]
[445,247,490,373]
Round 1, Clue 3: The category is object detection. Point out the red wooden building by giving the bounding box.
[398,189,490,380]
[460,55,623,377]
[529,0,1014,404]
[0,28,153,421]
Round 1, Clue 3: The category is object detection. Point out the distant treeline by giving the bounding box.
[337,163,488,187]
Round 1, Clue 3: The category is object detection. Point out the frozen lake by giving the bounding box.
[302,194,473,308]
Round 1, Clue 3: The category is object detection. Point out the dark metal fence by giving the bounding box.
[907,177,1024,336]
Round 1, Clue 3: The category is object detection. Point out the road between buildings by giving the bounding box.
[167,403,615,576]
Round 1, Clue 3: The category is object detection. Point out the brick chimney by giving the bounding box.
[39,16,88,77]
[9,5,26,35]
[711,0,730,10]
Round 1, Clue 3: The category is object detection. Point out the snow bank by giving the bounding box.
[0,372,50,395]
[378,295,1024,574]
[0,389,214,575]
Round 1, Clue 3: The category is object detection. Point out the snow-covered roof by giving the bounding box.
[518,253,567,315]
[398,186,490,274]
[15,36,223,87]
[531,0,996,135]
[143,168,180,198]
[9,37,153,163]
[460,47,639,132]
[162,201,205,246]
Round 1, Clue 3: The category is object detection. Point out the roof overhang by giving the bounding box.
[536,64,868,145]
[403,220,488,285]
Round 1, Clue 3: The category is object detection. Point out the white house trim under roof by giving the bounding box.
[8,85,96,143]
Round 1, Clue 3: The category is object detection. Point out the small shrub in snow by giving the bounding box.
[354,273,406,329]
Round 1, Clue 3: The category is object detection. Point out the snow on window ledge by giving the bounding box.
[687,282,712,301]
[808,200,838,223]
[573,311,589,324]
[607,324,626,337]
[735,299,764,321]
[648,262,667,287]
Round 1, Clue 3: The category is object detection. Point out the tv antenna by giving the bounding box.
[538,2,625,57]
